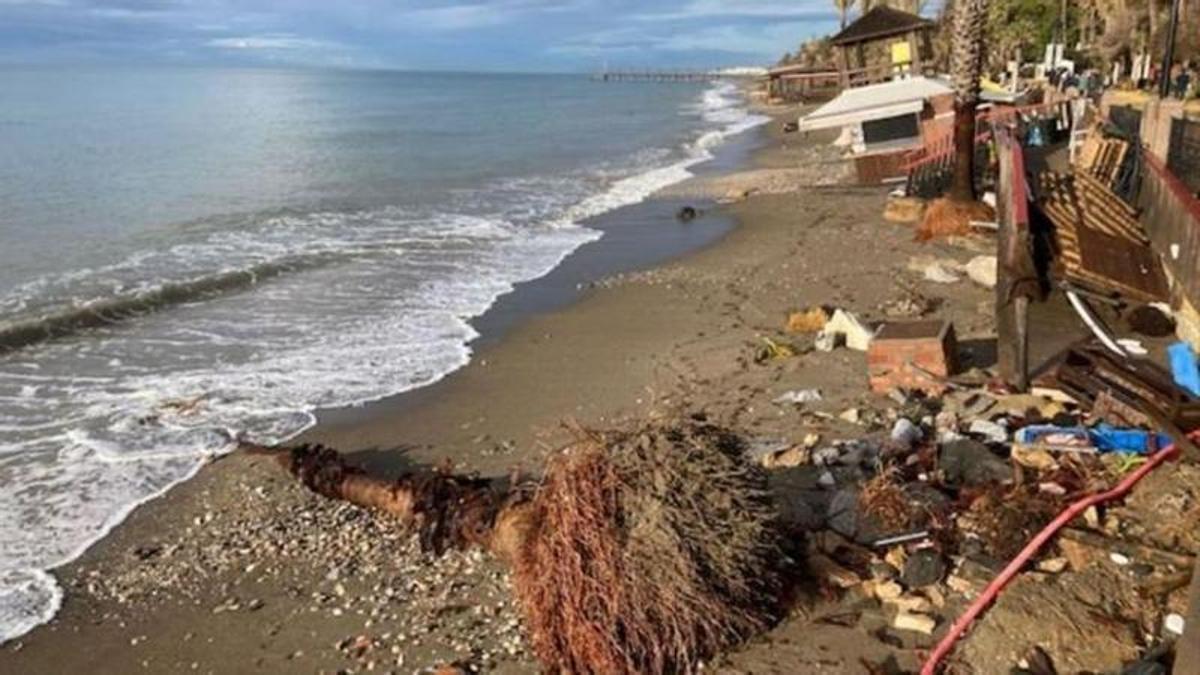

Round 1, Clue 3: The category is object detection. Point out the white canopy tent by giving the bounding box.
[798,76,954,132]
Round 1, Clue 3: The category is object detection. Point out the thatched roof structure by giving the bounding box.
[830,6,934,47]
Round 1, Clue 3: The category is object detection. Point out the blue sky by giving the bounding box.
[0,0,844,71]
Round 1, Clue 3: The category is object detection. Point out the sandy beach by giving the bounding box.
[2,108,1005,674]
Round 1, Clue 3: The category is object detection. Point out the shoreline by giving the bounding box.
[2,101,1001,673]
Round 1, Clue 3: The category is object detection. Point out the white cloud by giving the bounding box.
[637,0,833,21]
[207,33,332,50]
[553,19,829,60]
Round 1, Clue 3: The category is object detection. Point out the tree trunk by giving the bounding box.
[1149,0,1160,50]
[948,0,989,202]
[950,103,978,201]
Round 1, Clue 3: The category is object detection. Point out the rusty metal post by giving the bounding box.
[995,125,1038,390]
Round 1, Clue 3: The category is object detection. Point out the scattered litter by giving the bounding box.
[1165,613,1186,635]
[923,262,961,284]
[1168,341,1200,396]
[774,389,822,404]
[965,255,998,288]
[892,611,936,635]
[785,306,830,333]
[1116,338,1148,356]
[816,309,875,352]
[757,336,798,361]
[872,531,930,548]
[968,419,1009,443]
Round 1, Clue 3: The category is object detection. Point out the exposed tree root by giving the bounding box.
[249,418,785,675]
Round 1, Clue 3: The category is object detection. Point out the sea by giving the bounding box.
[0,66,767,641]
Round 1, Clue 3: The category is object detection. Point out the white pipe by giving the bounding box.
[1066,290,1127,357]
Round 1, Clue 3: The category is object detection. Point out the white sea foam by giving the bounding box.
[0,81,767,643]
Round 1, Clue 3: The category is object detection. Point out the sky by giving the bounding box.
[0,0,845,71]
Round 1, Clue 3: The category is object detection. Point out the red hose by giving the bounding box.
[920,439,1189,674]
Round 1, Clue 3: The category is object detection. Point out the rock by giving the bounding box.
[870,562,899,580]
[812,446,841,466]
[939,439,1010,486]
[676,206,698,222]
[817,471,837,488]
[839,408,862,424]
[1036,557,1068,573]
[965,255,998,288]
[891,418,923,448]
[1109,552,1131,566]
[884,196,926,223]
[892,611,936,635]
[900,549,947,588]
[1059,538,1096,571]
[763,445,810,469]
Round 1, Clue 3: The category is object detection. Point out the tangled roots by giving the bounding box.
[511,420,783,675]
[915,198,995,242]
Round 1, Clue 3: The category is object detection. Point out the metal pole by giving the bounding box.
[1160,0,1182,98]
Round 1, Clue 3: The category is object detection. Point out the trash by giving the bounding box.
[923,262,961,284]
[816,309,875,352]
[968,419,1009,443]
[1014,425,1095,453]
[756,336,797,362]
[785,306,830,333]
[774,389,822,404]
[1012,445,1059,471]
[964,255,998,288]
[994,393,1067,420]
[1117,338,1148,356]
[815,330,838,352]
[1038,481,1067,496]
[890,418,923,448]
[872,530,931,548]
[1090,425,1172,454]
[1165,613,1186,635]
[1168,341,1200,396]
[882,291,936,318]
[868,320,958,395]
[892,611,936,635]
[900,549,947,588]
[839,408,861,424]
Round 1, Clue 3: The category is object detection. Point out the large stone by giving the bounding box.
[940,439,1011,486]
[901,549,947,588]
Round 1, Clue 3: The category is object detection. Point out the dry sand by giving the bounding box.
[1,112,1005,674]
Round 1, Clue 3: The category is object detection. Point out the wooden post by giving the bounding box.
[995,126,1038,390]
[909,30,922,75]
[839,46,851,88]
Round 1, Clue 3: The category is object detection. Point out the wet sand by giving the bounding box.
[1,111,1000,674]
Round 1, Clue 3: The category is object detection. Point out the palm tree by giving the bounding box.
[835,0,856,29]
[949,0,990,202]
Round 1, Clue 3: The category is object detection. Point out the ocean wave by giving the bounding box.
[0,80,767,644]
